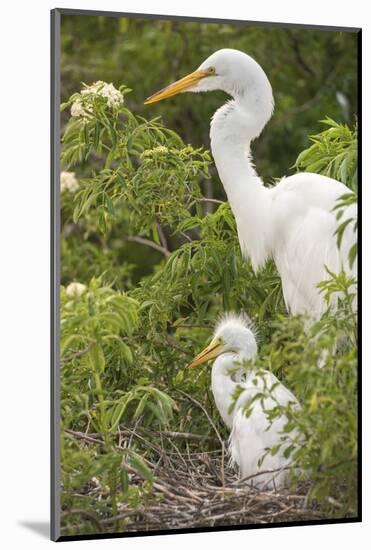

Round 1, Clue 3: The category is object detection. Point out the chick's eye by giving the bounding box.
[207,66,216,75]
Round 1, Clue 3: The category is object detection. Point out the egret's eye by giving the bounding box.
[207,66,216,75]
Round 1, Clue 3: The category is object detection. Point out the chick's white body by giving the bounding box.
[210,316,300,490]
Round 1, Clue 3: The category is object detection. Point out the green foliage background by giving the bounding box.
[59,14,358,536]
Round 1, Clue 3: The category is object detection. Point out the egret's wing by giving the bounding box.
[276,207,337,318]
[271,173,357,319]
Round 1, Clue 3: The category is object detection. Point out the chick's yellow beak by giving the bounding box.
[144,69,209,104]
[188,338,223,369]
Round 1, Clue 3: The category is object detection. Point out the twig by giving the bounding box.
[189,197,224,209]
[176,390,224,448]
[180,231,193,243]
[177,389,226,488]
[151,430,218,443]
[156,222,169,252]
[236,465,293,485]
[124,235,170,257]
[61,342,93,363]
[255,504,295,521]
[289,34,315,77]
[198,197,224,205]
[65,428,103,446]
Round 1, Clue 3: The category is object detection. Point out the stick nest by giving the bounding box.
[61,427,334,537]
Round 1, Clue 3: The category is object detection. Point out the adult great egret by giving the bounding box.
[188,314,300,489]
[145,49,357,321]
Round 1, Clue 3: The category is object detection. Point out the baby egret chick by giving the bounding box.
[189,314,300,490]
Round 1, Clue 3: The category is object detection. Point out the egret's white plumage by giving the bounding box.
[188,314,301,490]
[145,49,357,321]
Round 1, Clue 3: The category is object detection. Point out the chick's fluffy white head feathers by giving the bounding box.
[213,312,258,360]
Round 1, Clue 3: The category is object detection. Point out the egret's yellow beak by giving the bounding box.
[188,338,223,368]
[144,69,209,104]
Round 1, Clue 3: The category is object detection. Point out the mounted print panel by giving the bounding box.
[51,8,360,542]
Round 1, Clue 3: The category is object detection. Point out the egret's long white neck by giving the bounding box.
[211,350,252,429]
[210,88,274,272]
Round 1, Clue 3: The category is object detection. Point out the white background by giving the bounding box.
[0,0,369,548]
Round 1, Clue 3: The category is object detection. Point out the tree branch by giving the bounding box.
[198,198,224,205]
[124,235,170,257]
[156,222,169,252]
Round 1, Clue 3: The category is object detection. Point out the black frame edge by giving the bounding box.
[54,7,361,33]
[57,517,361,543]
[356,27,362,522]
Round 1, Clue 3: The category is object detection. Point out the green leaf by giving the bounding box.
[120,467,129,495]
[128,452,154,481]
[335,218,353,249]
[348,243,357,269]
[93,121,101,150]
[88,343,106,373]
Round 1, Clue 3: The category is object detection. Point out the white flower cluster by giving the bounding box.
[140,146,169,159]
[93,82,123,108]
[70,101,86,118]
[65,282,87,298]
[60,171,80,193]
[70,81,124,118]
[152,146,169,154]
